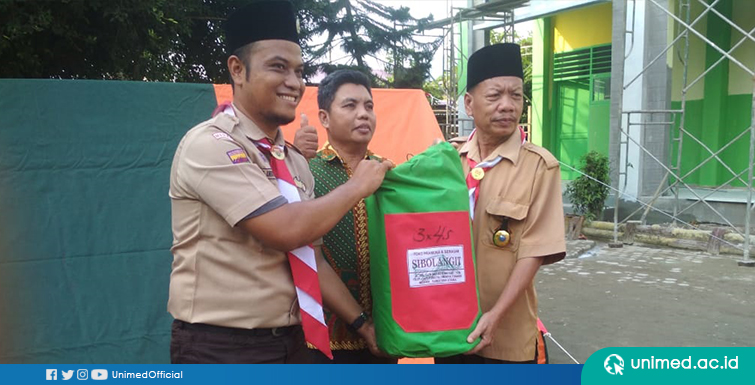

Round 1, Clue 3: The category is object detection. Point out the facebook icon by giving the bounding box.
[46,369,57,380]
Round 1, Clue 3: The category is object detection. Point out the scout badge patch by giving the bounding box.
[226,149,250,164]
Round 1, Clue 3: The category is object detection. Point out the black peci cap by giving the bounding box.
[224,0,299,54]
[466,43,523,91]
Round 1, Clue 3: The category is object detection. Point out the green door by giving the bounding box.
[551,44,612,180]
[555,79,590,180]
[588,75,611,156]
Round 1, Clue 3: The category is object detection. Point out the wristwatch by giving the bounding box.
[349,312,369,331]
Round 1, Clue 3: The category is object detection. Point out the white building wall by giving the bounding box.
[619,0,646,200]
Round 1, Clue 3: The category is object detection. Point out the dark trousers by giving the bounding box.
[435,354,537,364]
[170,320,311,364]
[309,348,398,364]
[434,342,538,364]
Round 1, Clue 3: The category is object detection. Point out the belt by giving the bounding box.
[173,320,299,337]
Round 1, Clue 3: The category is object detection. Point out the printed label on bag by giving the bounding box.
[385,211,478,332]
[407,245,465,288]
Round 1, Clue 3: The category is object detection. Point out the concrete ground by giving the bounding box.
[537,241,755,364]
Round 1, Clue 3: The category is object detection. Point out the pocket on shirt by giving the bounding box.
[483,198,529,252]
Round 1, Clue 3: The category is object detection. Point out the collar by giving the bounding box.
[316,141,379,164]
[231,103,284,146]
[459,129,521,166]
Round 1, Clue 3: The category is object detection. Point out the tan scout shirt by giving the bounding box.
[460,132,566,362]
[168,104,316,329]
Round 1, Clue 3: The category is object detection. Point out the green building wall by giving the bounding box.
[670,0,754,188]
[533,0,753,186]
[531,3,613,180]
[532,17,553,150]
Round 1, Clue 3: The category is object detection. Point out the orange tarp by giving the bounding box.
[213,85,444,164]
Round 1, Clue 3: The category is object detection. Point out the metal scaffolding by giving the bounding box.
[424,0,525,139]
[609,0,755,266]
[439,2,463,139]
[425,0,754,266]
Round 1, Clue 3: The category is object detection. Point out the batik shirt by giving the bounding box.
[308,142,381,350]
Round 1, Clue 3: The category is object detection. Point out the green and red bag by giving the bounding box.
[366,142,481,358]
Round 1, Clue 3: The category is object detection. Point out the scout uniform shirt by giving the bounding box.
[167,104,316,330]
[459,132,566,362]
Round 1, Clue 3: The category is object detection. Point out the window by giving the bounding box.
[592,77,611,101]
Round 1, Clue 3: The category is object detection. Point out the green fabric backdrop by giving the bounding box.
[0,79,217,363]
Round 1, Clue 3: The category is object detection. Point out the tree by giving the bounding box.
[0,0,440,87]
[0,0,237,82]
[423,76,445,101]
[294,0,440,88]
[565,151,611,222]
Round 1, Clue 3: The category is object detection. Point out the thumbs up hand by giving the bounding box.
[293,113,319,160]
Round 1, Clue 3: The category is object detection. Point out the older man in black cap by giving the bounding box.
[167,0,391,364]
[435,43,566,364]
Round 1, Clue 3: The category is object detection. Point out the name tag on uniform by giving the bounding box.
[262,168,275,180]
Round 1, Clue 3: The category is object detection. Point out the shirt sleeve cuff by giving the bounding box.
[517,239,566,264]
[231,195,288,226]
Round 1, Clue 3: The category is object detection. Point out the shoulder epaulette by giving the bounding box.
[522,142,560,169]
[208,111,239,134]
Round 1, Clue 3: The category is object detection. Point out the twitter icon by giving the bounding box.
[61,370,74,380]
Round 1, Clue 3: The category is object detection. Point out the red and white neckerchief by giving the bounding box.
[214,102,333,359]
[465,127,526,219]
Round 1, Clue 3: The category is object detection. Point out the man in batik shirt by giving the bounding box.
[305,70,396,364]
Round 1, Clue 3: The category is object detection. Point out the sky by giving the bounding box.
[371,0,532,79]
[372,0,466,80]
[307,1,535,82]
[375,0,466,19]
